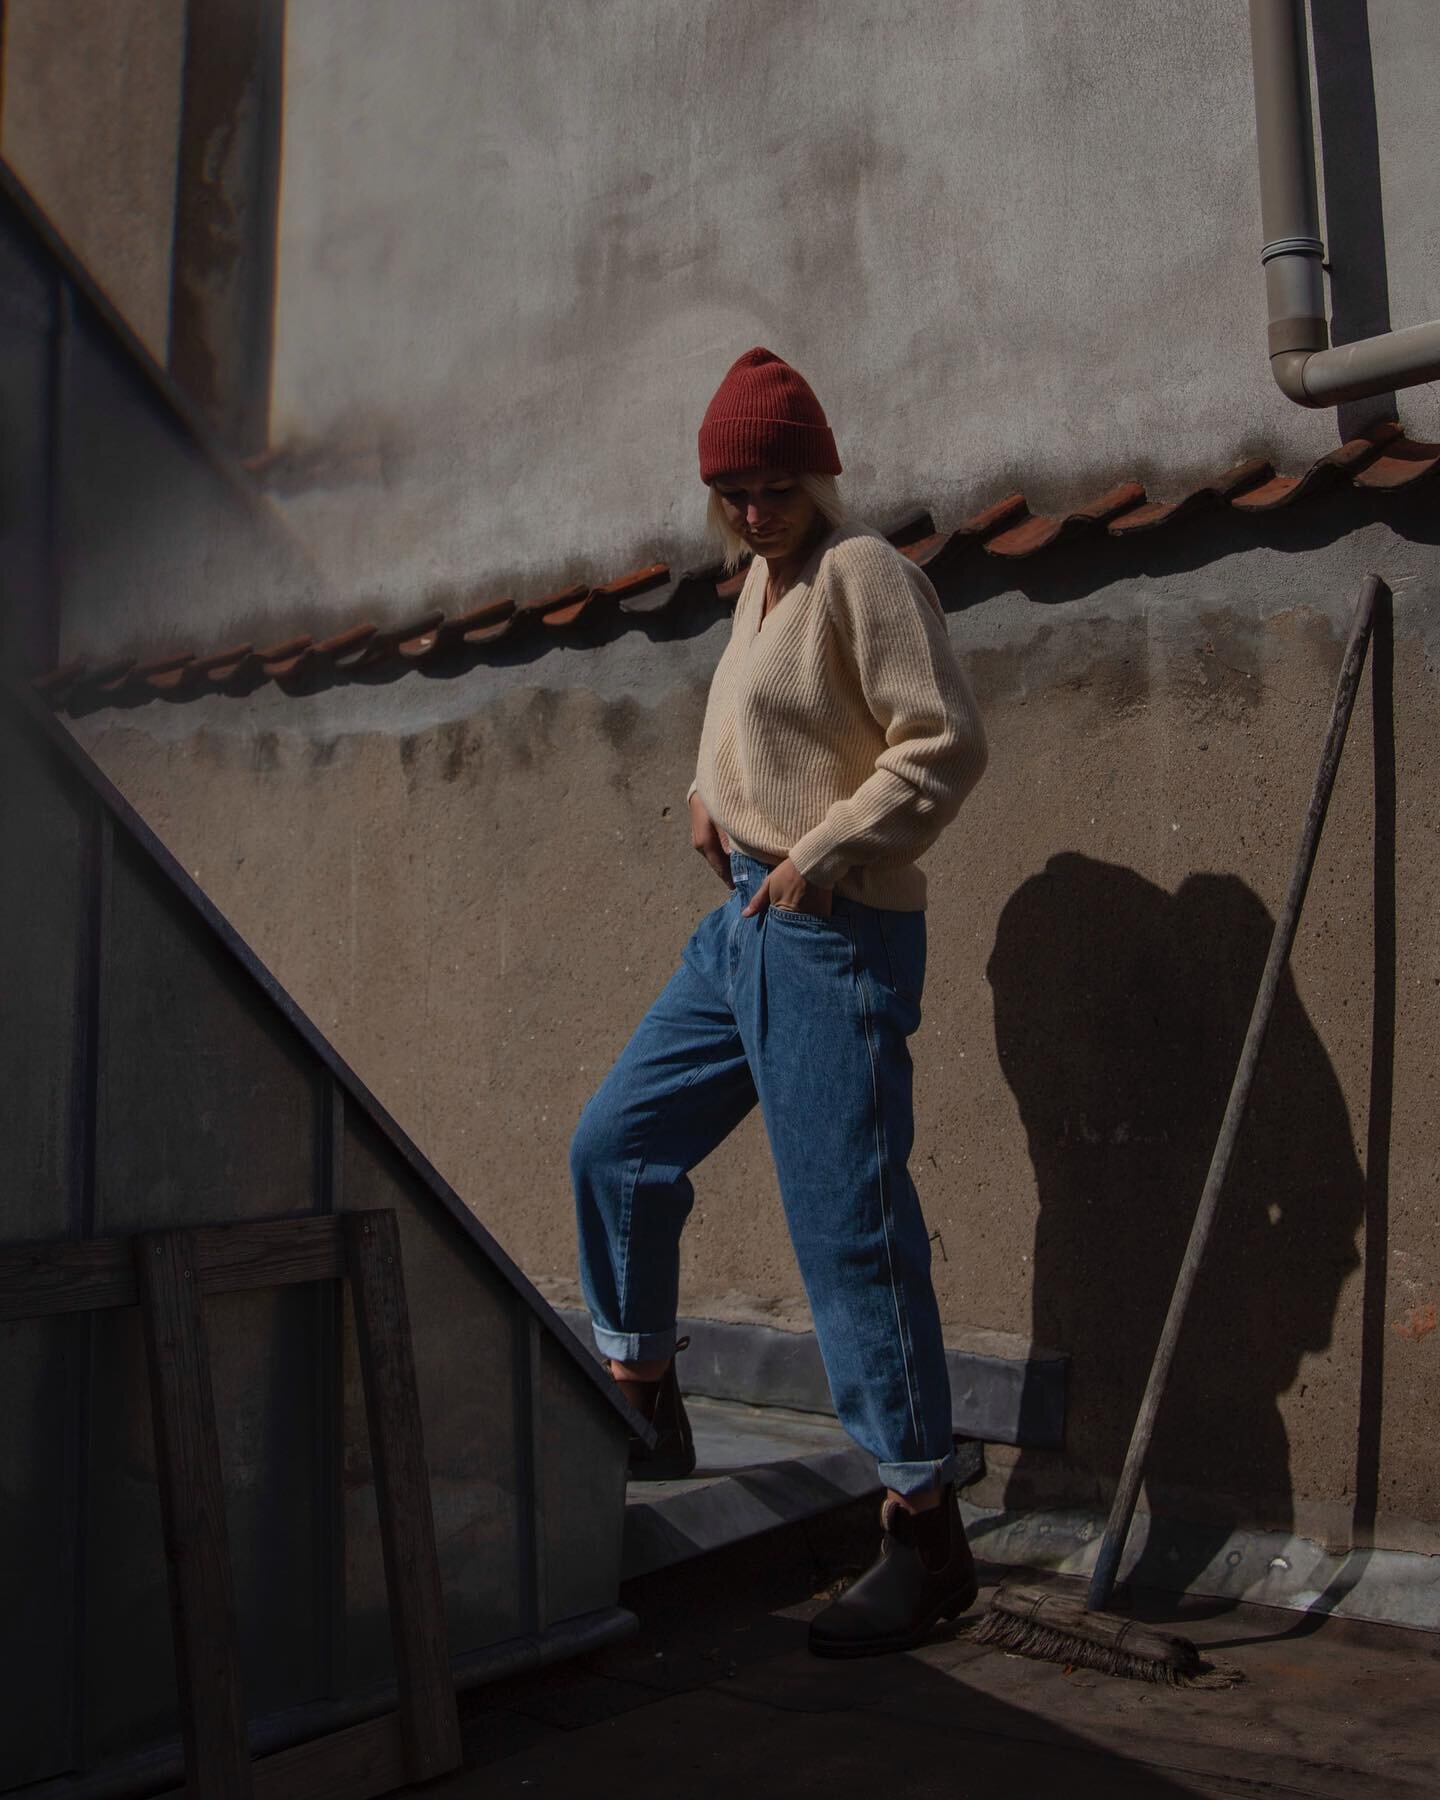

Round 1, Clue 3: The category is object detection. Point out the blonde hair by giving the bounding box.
[705,471,850,574]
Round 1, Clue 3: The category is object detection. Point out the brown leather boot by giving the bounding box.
[808,1482,979,1657]
[611,1335,696,1481]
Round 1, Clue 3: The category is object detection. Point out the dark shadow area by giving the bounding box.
[1353,581,1394,1546]
[988,855,1365,1592]
[1310,0,1397,440]
[453,1507,1218,1797]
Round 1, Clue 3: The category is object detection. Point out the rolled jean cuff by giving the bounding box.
[877,1449,959,1498]
[590,1321,678,1363]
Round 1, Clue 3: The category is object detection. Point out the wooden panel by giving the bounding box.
[134,1230,253,1799]
[342,1211,461,1782]
[0,1218,345,1321]
[195,1217,344,1293]
[147,1712,408,1800]
[341,1109,524,1681]
[0,1236,135,1320]
[248,1713,407,1800]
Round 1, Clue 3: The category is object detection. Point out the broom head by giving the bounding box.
[974,1584,1238,1688]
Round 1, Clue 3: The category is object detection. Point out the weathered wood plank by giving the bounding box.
[247,1712,408,1800]
[342,1209,462,1782]
[134,1229,253,1799]
[0,1218,345,1320]
[194,1215,344,1293]
[0,1237,134,1319]
[145,1711,409,1800]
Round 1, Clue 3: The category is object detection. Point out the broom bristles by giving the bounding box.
[973,1584,1240,1689]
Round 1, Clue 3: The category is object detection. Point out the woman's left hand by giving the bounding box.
[741,857,834,919]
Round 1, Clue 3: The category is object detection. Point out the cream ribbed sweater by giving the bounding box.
[688,522,987,911]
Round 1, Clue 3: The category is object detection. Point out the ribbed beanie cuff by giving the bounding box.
[698,347,842,483]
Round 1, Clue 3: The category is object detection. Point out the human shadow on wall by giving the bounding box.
[987,854,1363,1592]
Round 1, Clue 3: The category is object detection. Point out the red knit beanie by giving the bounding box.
[697,347,842,483]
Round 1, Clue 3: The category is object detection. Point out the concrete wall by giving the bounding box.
[16,0,1440,1557]
[0,0,186,362]
[260,0,1440,618]
[68,513,1440,1555]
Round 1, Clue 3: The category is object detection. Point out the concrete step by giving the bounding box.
[620,1395,984,1581]
[557,1307,1066,1448]
[621,1396,880,1580]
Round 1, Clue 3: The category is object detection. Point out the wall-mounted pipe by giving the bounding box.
[1249,0,1440,407]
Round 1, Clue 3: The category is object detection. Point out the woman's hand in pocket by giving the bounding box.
[741,857,833,919]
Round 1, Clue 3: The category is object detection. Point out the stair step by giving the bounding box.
[621,1397,879,1580]
[558,1308,1066,1449]
[620,1396,985,1581]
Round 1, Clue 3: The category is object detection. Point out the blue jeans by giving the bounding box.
[570,849,958,1497]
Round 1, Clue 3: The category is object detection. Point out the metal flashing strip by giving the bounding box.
[558,1308,1066,1450]
[962,1503,1440,1633]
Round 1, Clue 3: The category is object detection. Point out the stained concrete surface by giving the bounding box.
[399,1520,1440,1799]
[0,0,186,361]
[263,0,1440,616]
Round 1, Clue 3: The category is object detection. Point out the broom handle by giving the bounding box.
[1087,572,1382,1613]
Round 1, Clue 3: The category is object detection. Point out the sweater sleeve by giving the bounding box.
[787,538,987,890]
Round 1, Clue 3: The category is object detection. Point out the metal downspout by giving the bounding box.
[1249,0,1440,407]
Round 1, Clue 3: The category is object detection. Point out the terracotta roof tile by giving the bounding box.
[35,423,1438,710]
[347,610,443,669]
[596,561,670,600]
[1352,434,1440,491]
[109,652,191,694]
[1107,457,1274,534]
[619,562,724,615]
[957,492,1030,537]
[515,582,589,619]
[1229,422,1399,512]
[982,481,1148,557]
[458,598,518,646]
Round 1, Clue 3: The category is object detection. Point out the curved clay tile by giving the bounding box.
[348,610,444,669]
[1351,434,1440,491]
[458,598,517,646]
[1107,457,1274,535]
[110,653,191,695]
[983,482,1146,557]
[622,561,728,616]
[34,419,1432,710]
[515,582,589,621]
[267,623,376,681]
[1230,422,1401,511]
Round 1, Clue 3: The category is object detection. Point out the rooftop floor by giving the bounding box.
[409,1497,1439,1799]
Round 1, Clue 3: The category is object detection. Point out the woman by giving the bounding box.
[570,347,988,1657]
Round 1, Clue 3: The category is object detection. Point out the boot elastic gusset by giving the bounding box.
[808,1484,979,1658]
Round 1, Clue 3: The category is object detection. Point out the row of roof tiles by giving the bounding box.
[34,422,1438,709]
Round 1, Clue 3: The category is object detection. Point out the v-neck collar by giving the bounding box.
[748,522,839,640]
